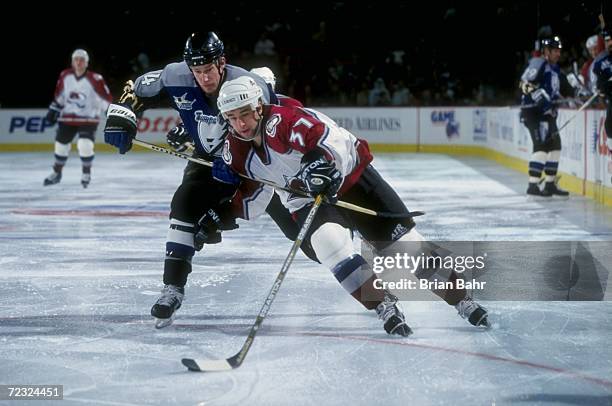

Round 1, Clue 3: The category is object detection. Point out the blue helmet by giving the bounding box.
[183,32,225,67]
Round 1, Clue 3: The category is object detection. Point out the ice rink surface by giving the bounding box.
[1,151,612,405]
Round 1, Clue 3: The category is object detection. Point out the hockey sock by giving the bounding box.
[78,138,94,174]
[331,254,383,309]
[528,151,546,183]
[53,141,70,173]
[164,219,196,287]
[544,150,560,183]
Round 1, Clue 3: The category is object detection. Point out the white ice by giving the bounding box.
[1,152,612,405]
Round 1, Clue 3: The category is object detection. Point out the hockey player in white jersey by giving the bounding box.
[210,76,490,336]
[104,32,314,328]
[44,49,112,188]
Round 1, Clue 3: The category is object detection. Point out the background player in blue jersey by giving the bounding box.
[592,29,612,155]
[519,35,570,199]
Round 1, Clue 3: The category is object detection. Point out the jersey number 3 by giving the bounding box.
[289,118,313,147]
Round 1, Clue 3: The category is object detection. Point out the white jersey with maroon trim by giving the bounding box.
[223,105,373,219]
[53,68,112,126]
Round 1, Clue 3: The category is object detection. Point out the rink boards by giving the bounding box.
[1,106,611,205]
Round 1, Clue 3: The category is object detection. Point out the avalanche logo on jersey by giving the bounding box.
[266,114,282,137]
[68,91,87,109]
[173,93,195,110]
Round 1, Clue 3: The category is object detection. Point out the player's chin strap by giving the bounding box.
[132,138,423,220]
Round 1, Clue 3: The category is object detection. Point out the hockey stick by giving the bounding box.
[132,138,423,219]
[511,97,584,109]
[552,92,599,136]
[182,194,324,372]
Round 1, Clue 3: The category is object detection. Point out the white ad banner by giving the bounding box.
[317,108,417,144]
[0,109,180,145]
[585,109,612,188]
[557,109,586,181]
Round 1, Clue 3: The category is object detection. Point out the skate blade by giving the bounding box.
[551,195,569,200]
[476,315,491,329]
[154,315,175,329]
[389,321,413,337]
[526,195,551,202]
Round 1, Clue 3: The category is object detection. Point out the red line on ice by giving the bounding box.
[10,209,168,217]
[301,332,612,389]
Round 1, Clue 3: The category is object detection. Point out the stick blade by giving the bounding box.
[182,357,234,372]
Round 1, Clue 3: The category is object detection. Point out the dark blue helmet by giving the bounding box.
[541,36,562,49]
[183,32,225,67]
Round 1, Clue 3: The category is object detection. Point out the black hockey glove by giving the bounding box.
[193,204,239,250]
[104,103,137,154]
[45,101,62,125]
[166,124,193,152]
[104,80,142,154]
[298,150,342,203]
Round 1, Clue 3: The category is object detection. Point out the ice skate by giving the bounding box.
[151,284,184,329]
[455,296,490,328]
[81,173,91,188]
[541,181,569,199]
[43,171,62,186]
[526,183,548,200]
[375,291,412,337]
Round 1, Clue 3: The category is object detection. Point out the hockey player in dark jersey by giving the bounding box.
[592,29,612,155]
[103,32,308,328]
[210,76,490,336]
[519,36,570,199]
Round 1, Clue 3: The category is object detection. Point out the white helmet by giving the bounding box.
[250,67,276,90]
[586,35,598,50]
[217,76,264,115]
[71,49,89,64]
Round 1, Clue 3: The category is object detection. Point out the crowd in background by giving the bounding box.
[2,2,609,108]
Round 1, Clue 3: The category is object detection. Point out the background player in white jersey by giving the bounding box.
[211,76,489,336]
[44,49,112,188]
[104,32,312,328]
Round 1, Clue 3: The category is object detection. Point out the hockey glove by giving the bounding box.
[193,205,238,250]
[519,81,537,95]
[166,124,193,152]
[299,151,342,203]
[45,101,62,125]
[104,103,137,154]
[212,158,241,185]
